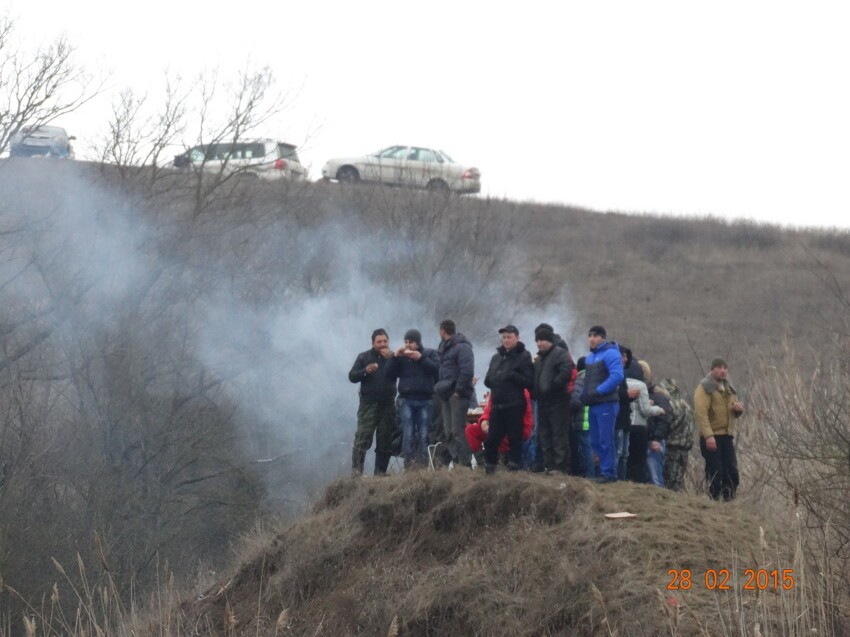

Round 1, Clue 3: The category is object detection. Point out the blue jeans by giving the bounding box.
[589,402,620,480]
[400,398,432,465]
[615,429,629,480]
[647,440,666,487]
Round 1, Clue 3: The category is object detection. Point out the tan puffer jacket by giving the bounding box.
[693,374,740,438]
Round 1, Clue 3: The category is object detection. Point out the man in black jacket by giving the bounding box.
[385,329,440,469]
[348,329,397,475]
[533,328,575,473]
[483,325,534,473]
[435,319,475,468]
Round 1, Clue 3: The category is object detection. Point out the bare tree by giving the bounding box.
[187,65,293,215]
[95,75,192,187]
[0,14,99,154]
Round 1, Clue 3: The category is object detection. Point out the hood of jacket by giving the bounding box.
[658,378,682,399]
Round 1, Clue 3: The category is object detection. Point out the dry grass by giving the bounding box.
[167,470,840,636]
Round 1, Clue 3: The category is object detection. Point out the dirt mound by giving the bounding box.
[177,471,796,636]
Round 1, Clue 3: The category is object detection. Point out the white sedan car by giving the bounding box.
[321,146,481,194]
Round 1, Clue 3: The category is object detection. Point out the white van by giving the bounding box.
[173,140,308,181]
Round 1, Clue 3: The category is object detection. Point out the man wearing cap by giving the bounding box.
[533,328,575,473]
[385,329,441,469]
[581,325,625,483]
[483,325,534,473]
[694,358,745,500]
[348,329,398,475]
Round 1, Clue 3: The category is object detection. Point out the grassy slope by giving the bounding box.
[179,471,803,636]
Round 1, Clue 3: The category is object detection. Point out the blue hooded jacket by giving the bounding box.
[581,340,625,405]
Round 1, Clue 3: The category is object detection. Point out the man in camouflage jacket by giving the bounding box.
[658,378,695,491]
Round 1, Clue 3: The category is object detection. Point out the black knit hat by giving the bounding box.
[404,329,422,347]
[535,322,554,334]
[535,328,555,344]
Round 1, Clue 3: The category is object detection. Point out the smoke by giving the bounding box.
[0,164,585,514]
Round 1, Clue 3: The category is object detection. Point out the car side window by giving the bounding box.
[190,148,206,162]
[377,146,404,159]
[415,148,438,163]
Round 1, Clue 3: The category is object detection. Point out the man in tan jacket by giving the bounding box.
[694,358,744,500]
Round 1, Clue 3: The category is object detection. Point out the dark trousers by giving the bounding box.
[440,394,472,466]
[484,403,525,468]
[700,435,739,500]
[627,426,649,483]
[352,401,396,475]
[537,399,571,473]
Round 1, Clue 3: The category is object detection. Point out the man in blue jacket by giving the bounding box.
[386,329,441,469]
[581,325,625,483]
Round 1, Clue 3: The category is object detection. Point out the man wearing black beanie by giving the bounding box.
[385,329,441,469]
[533,328,575,473]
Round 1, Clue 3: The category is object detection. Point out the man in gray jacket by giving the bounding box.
[435,319,475,467]
[533,328,575,473]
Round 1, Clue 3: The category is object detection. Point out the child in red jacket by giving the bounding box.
[465,389,533,456]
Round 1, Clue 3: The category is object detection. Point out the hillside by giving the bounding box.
[0,159,848,634]
[175,471,816,636]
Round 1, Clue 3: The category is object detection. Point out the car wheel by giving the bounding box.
[426,178,450,193]
[337,166,360,184]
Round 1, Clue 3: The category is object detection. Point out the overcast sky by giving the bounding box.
[8,0,850,228]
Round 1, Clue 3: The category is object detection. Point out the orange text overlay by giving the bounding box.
[667,569,796,591]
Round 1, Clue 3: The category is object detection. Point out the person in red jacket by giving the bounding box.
[466,389,533,461]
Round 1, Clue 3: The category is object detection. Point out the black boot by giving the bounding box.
[374,452,391,475]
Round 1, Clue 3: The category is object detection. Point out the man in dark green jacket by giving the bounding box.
[348,329,397,475]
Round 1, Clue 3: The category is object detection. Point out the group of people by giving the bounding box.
[348,320,744,500]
